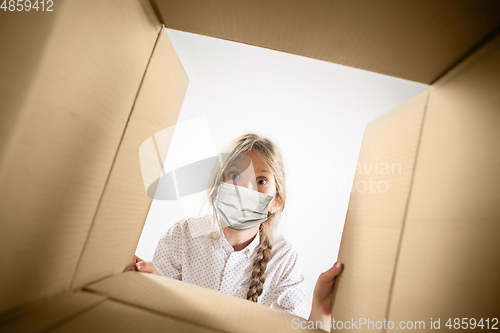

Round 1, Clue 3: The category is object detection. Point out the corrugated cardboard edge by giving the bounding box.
[84,272,323,333]
[71,26,189,290]
[330,90,429,330]
[385,31,500,327]
[68,24,166,291]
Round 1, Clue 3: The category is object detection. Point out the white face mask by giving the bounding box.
[214,181,275,231]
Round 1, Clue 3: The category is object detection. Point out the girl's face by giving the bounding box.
[222,150,281,213]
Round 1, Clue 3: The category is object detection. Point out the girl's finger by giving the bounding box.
[318,262,343,284]
[135,261,157,274]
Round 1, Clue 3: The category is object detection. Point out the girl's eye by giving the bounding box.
[257,177,267,185]
[228,171,240,180]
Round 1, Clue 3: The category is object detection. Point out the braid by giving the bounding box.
[246,223,273,303]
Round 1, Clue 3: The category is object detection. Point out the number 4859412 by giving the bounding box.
[445,318,498,330]
[1,0,54,11]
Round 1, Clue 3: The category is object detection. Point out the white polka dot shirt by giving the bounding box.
[151,215,309,320]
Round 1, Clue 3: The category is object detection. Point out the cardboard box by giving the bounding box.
[1,0,499,331]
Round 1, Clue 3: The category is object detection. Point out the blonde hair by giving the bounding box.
[203,133,287,303]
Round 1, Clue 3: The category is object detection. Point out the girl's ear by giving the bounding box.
[276,193,282,205]
[270,193,282,213]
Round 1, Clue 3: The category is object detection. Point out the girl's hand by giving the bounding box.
[132,254,159,275]
[308,261,344,325]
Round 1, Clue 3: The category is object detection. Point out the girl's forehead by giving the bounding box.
[227,151,273,174]
[248,150,265,164]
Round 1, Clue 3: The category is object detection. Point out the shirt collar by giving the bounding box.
[189,215,261,259]
[218,226,260,259]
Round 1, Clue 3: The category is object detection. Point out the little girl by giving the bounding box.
[133,133,343,323]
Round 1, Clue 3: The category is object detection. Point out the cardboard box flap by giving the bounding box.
[0,8,58,167]
[151,0,500,84]
[71,27,189,289]
[2,0,499,328]
[85,272,322,332]
[0,0,161,314]
[0,291,106,333]
[52,300,223,333]
[386,32,500,323]
[331,90,428,330]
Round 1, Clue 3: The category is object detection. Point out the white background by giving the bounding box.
[136,28,428,316]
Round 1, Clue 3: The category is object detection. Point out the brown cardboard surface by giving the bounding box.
[71,27,189,289]
[2,0,499,330]
[151,0,500,84]
[0,0,161,314]
[331,91,428,330]
[85,272,322,332]
[52,300,222,333]
[0,6,58,168]
[1,291,106,333]
[386,33,500,327]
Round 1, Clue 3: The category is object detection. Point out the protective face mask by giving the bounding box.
[214,181,275,231]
